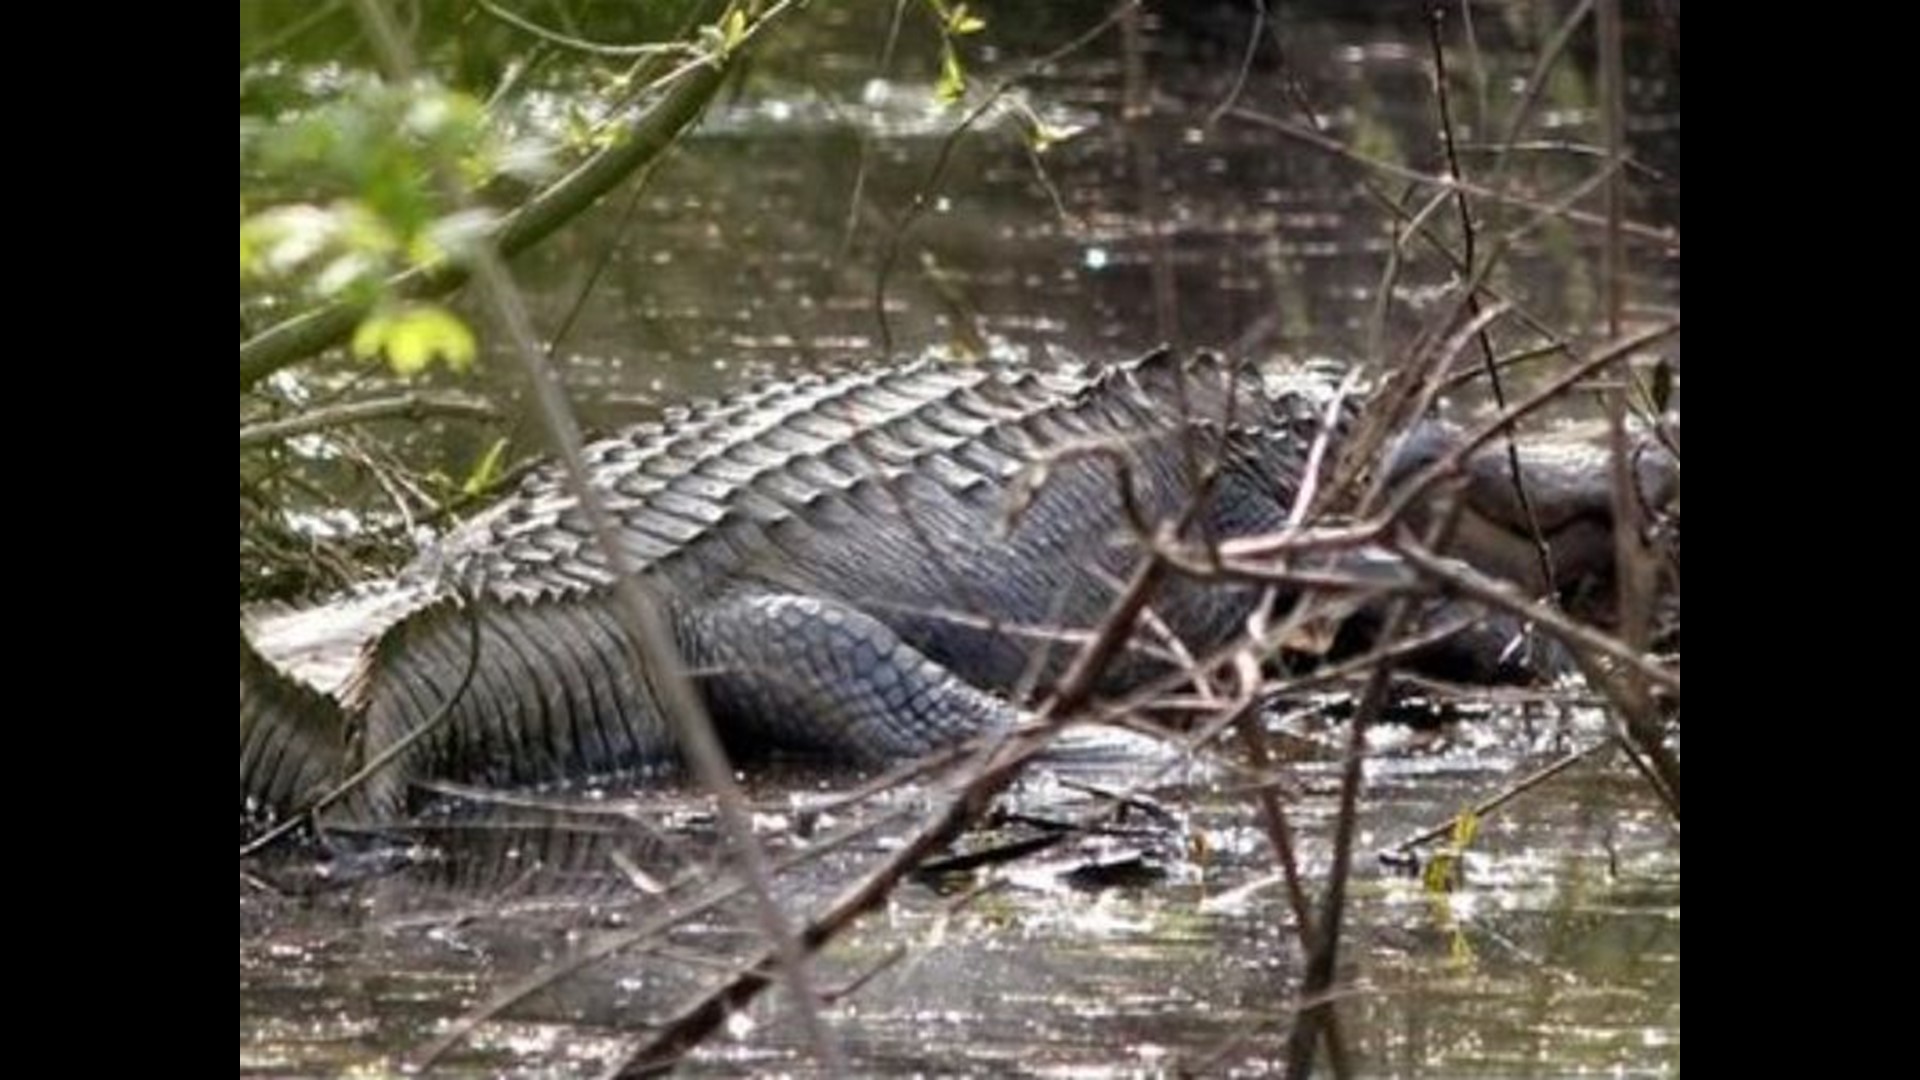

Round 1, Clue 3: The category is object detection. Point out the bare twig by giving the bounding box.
[344,1,844,1071]
[1263,0,1630,393]
[1569,648,1680,818]
[238,392,500,448]
[546,171,658,366]
[1219,319,1680,563]
[1456,0,1489,135]
[1386,740,1611,853]
[1486,0,1597,188]
[1389,538,1677,694]
[1282,592,1412,1077]
[605,544,1174,1075]
[476,0,698,58]
[871,0,1138,354]
[1205,0,1270,128]
[1459,140,1673,186]
[1589,0,1680,823]
[1233,704,1352,1077]
[1280,280,1510,1078]
[412,800,923,1069]
[1120,1,1177,345]
[1425,1,1559,600]
[820,946,908,1004]
[836,0,909,264]
[240,0,345,66]
[1226,106,1676,249]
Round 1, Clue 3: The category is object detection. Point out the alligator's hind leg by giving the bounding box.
[686,592,1023,762]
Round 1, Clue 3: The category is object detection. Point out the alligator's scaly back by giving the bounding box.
[243,348,1672,832]
[432,348,1310,601]
[244,349,1329,827]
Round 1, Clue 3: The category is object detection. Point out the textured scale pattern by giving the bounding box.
[243,349,1383,826]
[429,350,1334,602]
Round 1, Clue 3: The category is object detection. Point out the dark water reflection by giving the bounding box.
[240,1,1678,1074]
[505,1,1679,432]
[240,713,1677,1076]
[240,0,1679,453]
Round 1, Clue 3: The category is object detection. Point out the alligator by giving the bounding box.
[240,347,1678,832]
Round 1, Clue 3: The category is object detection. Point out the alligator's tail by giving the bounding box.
[240,628,347,835]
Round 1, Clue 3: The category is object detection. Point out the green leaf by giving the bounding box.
[700,8,748,62]
[1447,926,1477,969]
[352,304,478,377]
[351,312,389,362]
[1443,807,1474,849]
[336,202,401,258]
[1450,808,1480,849]
[949,4,985,34]
[240,221,260,277]
[935,43,966,105]
[463,437,510,496]
[1029,120,1074,153]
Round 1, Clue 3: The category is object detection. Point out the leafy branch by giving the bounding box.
[238,1,793,393]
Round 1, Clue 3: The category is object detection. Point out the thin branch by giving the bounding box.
[871,0,1138,354]
[1365,186,1452,369]
[1225,106,1676,248]
[606,549,1174,1075]
[412,801,922,1070]
[1425,0,1561,600]
[1233,706,1352,1077]
[1219,319,1680,563]
[1281,304,1510,1076]
[1486,0,1597,188]
[345,0,845,1072]
[1283,584,1418,1077]
[1386,740,1610,853]
[602,736,1043,1077]
[476,0,699,58]
[239,0,345,67]
[1120,1,1177,345]
[1456,0,1489,137]
[1568,647,1681,818]
[1389,538,1677,694]
[238,392,500,448]
[1458,140,1674,185]
[1589,0,1680,823]
[1205,0,1269,128]
[1261,3,1619,389]
[835,0,908,263]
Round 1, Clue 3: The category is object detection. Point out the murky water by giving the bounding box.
[241,708,1676,1076]
[241,2,1679,1075]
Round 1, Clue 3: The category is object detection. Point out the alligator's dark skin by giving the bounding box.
[240,348,1678,830]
